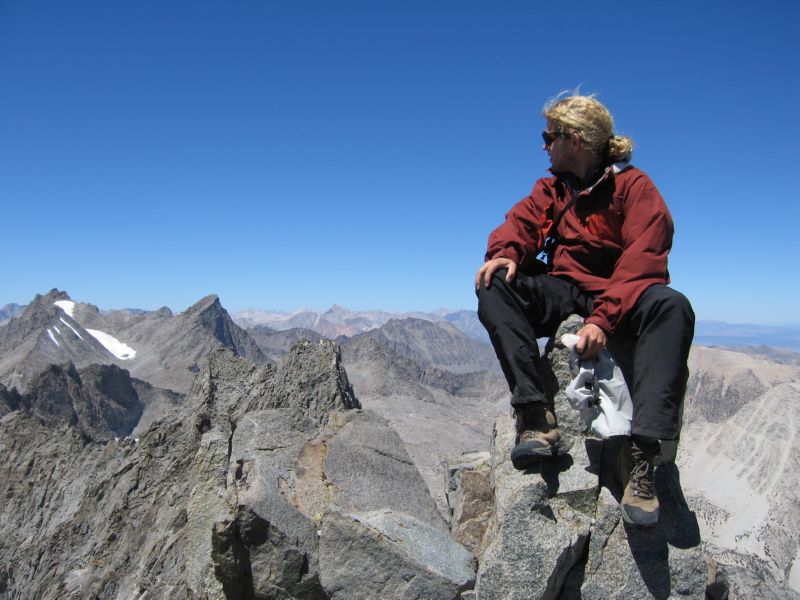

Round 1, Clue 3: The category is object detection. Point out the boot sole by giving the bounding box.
[621,504,660,527]
[510,438,572,469]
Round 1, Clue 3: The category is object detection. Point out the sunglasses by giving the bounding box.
[542,130,567,146]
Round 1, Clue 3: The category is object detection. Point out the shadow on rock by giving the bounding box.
[625,523,672,600]
[522,452,574,497]
[655,462,701,549]
[593,436,703,599]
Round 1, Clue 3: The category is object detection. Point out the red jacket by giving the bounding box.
[485,163,673,334]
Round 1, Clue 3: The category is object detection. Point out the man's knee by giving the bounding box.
[640,285,695,325]
[477,269,514,324]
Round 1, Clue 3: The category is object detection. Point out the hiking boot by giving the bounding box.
[618,437,660,526]
[510,401,568,469]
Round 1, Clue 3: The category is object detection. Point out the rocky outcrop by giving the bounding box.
[0,339,476,599]
[33,363,139,439]
[5,362,144,441]
[447,316,710,599]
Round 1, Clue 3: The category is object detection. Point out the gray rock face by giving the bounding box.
[567,481,707,599]
[254,338,360,422]
[340,326,508,517]
[0,409,198,599]
[474,414,594,600]
[705,548,800,600]
[319,509,476,600]
[0,356,178,440]
[209,344,468,598]
[0,338,475,599]
[10,362,144,441]
[0,382,21,416]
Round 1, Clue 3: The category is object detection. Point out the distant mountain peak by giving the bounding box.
[325,304,352,315]
[185,294,221,314]
[42,288,71,302]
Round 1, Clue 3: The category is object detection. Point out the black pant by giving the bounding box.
[477,270,694,440]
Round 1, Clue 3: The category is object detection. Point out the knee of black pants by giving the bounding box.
[664,288,694,320]
[476,269,515,328]
[639,286,695,329]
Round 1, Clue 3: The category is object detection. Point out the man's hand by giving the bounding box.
[575,323,607,359]
[475,257,517,290]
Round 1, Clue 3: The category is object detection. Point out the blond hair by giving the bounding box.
[543,94,634,162]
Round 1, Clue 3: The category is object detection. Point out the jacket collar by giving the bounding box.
[551,161,630,195]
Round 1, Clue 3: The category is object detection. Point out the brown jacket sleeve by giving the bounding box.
[584,171,673,334]
[485,179,554,268]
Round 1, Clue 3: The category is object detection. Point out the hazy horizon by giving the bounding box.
[5,289,800,333]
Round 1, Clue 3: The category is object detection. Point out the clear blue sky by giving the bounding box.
[2,1,798,324]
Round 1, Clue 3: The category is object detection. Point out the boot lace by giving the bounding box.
[630,445,655,499]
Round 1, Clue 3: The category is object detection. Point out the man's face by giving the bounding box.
[543,121,575,173]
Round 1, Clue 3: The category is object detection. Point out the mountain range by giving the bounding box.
[232,305,491,344]
[1,289,799,596]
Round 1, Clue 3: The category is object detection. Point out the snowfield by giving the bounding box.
[54,300,76,318]
[85,329,137,360]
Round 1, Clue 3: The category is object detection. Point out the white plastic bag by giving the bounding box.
[560,333,633,438]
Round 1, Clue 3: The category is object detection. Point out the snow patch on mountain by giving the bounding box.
[86,329,136,360]
[47,328,60,347]
[54,300,76,318]
[60,318,83,340]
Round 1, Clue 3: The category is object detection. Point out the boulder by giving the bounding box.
[319,508,476,599]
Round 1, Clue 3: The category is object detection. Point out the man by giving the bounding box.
[475,94,694,527]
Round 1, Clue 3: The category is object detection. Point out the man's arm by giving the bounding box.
[481,179,553,273]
